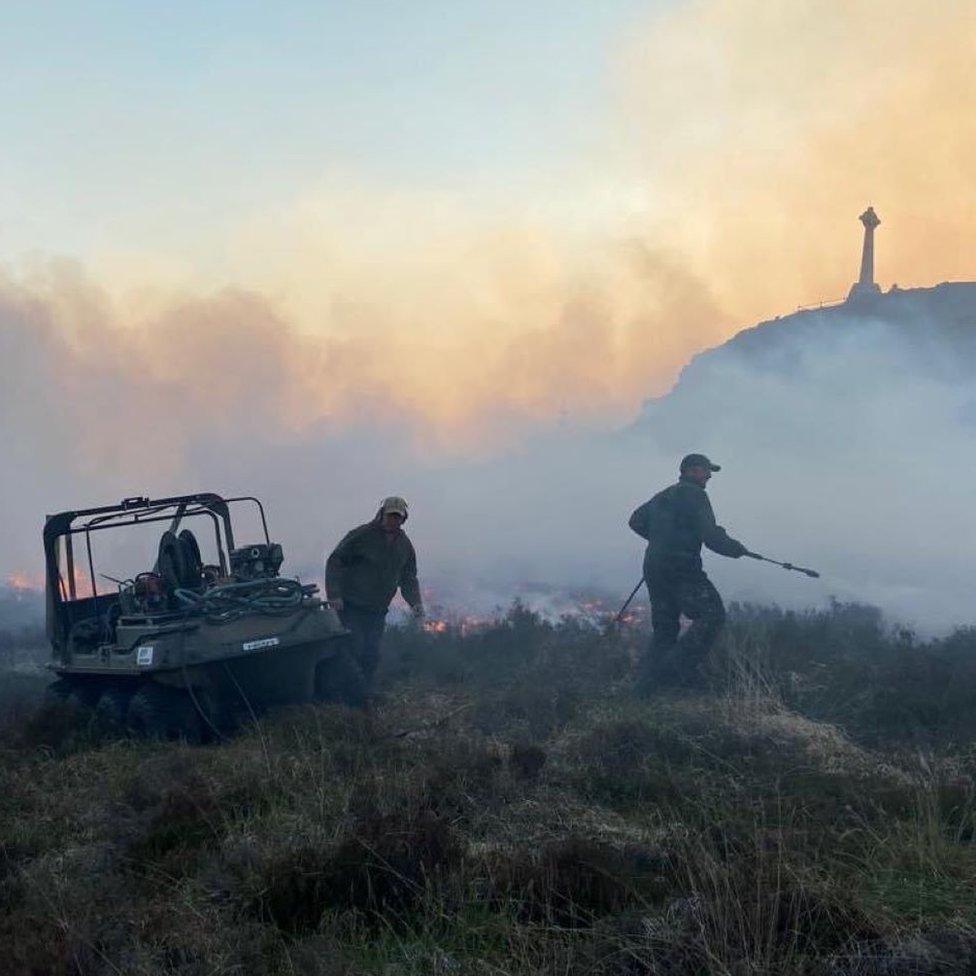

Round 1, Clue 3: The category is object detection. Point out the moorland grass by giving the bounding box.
[1,602,976,973]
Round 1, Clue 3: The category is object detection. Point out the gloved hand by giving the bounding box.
[329,598,344,613]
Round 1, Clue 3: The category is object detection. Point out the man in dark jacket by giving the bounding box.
[326,496,424,689]
[628,454,748,691]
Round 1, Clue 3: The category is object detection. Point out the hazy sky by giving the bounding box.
[3,1,975,627]
[3,0,974,457]
[5,1,972,318]
[2,0,656,263]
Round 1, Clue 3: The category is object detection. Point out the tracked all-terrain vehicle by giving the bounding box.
[44,493,363,740]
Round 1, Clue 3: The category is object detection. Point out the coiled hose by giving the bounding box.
[174,578,317,624]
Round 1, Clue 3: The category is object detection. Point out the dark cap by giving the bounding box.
[680,453,721,472]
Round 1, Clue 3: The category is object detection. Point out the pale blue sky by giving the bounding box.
[1,1,662,261]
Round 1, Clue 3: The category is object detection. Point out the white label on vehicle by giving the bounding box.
[243,636,280,652]
[136,645,154,666]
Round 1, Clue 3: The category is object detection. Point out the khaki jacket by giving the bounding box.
[326,519,422,613]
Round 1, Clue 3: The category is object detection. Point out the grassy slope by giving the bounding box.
[2,603,976,975]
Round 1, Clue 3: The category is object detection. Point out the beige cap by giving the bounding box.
[380,496,409,518]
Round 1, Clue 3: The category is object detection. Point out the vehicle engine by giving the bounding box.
[230,543,284,580]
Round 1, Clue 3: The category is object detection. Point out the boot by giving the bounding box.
[635,645,680,697]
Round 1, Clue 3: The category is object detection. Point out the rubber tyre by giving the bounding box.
[93,687,133,737]
[126,684,204,743]
[180,686,227,743]
[44,678,73,703]
[314,640,366,708]
[45,678,101,711]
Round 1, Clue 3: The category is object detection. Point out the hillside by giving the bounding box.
[698,284,976,375]
[606,282,976,628]
[4,604,976,975]
[5,284,976,975]
[633,282,976,442]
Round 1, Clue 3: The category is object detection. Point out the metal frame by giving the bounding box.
[43,493,271,648]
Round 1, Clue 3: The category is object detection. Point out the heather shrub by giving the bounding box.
[1,599,975,973]
[253,810,464,933]
[482,836,670,927]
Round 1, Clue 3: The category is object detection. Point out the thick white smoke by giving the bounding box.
[4,0,976,630]
[5,271,972,633]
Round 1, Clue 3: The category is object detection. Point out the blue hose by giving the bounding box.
[174,578,316,624]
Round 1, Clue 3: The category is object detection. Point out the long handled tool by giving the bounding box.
[744,551,820,578]
[615,548,819,625]
[614,577,645,624]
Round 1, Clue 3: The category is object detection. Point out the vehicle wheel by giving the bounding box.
[45,678,71,702]
[126,684,204,743]
[93,687,133,736]
[45,678,101,712]
[181,686,227,743]
[314,640,366,708]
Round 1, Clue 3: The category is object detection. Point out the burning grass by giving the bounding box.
[3,602,976,973]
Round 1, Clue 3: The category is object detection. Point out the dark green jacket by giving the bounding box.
[629,476,747,571]
[326,518,422,613]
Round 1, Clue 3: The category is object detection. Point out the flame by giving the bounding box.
[72,570,97,600]
[417,586,650,635]
[5,570,43,593]
[422,612,492,637]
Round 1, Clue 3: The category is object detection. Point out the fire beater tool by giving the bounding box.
[614,549,819,623]
[614,577,645,625]
[744,551,820,578]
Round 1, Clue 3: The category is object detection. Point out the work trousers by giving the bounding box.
[639,564,726,690]
[338,604,387,688]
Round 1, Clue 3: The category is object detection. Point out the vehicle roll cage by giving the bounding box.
[43,493,270,645]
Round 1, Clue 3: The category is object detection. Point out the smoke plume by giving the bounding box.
[622,0,976,324]
[2,1,975,630]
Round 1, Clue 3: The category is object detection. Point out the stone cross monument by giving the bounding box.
[847,206,881,302]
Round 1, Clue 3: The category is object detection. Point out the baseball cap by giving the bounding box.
[380,496,409,518]
[679,453,721,472]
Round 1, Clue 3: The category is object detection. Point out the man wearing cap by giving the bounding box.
[628,454,749,691]
[326,496,424,691]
